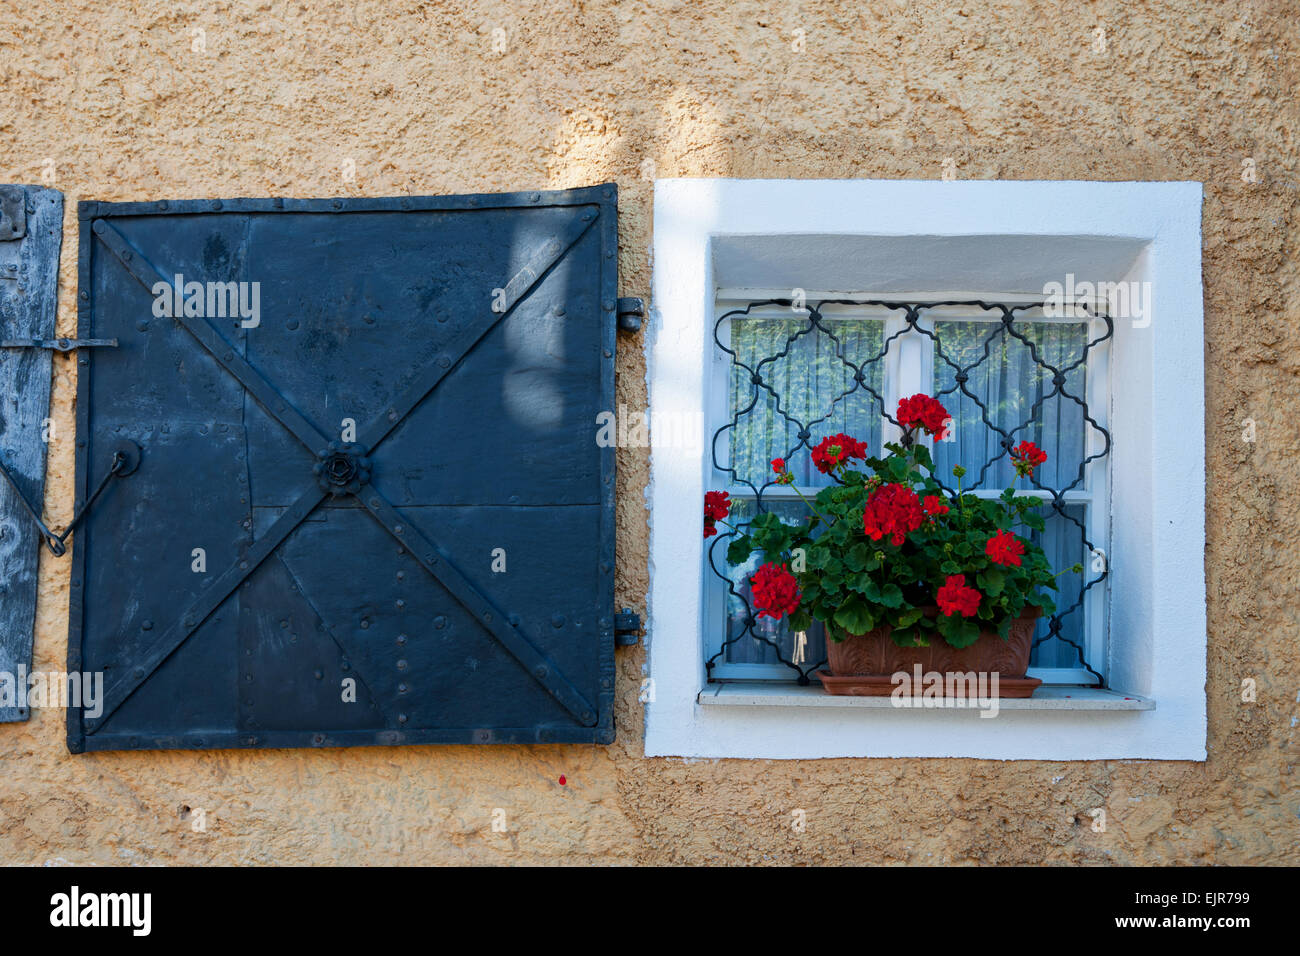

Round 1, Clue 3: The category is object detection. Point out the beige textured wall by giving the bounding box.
[1,0,1297,865]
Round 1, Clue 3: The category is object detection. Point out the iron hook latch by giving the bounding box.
[0,439,141,557]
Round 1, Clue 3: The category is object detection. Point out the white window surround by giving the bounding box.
[645,178,1206,761]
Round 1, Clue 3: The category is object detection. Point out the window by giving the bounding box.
[647,178,1206,761]
[706,298,1109,688]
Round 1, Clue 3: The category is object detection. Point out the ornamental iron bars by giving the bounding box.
[68,186,620,751]
[707,299,1111,686]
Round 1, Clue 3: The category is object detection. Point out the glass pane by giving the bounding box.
[931,319,1089,492]
[726,316,885,490]
[1026,503,1092,670]
[715,497,828,668]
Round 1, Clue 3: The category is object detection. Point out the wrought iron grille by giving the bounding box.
[706,298,1112,686]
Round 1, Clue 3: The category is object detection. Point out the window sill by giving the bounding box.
[698,683,1154,711]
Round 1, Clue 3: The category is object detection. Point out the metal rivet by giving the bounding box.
[360,619,370,629]
[287,319,299,330]
[438,356,450,368]
[398,713,408,723]
[534,665,548,679]
[396,571,404,581]
[212,200,222,210]
[279,620,288,629]
[398,683,408,693]
[369,497,380,508]
[551,614,565,628]
[332,199,342,210]
[397,634,407,644]
[433,617,445,630]
[314,670,323,680]
[79,291,88,300]
[141,620,153,631]
[395,599,405,610]
[603,300,614,311]
[397,659,407,670]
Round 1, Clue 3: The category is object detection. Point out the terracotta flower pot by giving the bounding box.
[818,607,1043,698]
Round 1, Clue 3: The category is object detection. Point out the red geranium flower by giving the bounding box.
[810,433,867,474]
[750,562,801,619]
[936,574,981,617]
[704,490,730,537]
[896,394,951,440]
[862,483,925,546]
[1011,440,1048,478]
[771,457,794,485]
[922,495,950,521]
[985,529,1026,567]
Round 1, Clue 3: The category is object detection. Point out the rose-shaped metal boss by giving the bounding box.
[313,441,372,497]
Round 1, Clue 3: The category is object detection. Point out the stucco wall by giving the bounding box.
[1,0,1296,864]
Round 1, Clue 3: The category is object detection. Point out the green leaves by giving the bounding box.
[935,613,981,648]
[832,598,875,635]
[749,512,795,557]
[845,543,872,572]
[726,535,755,566]
[976,567,1005,597]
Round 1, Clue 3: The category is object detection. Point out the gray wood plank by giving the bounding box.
[0,186,62,722]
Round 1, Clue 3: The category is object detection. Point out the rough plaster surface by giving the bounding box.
[0,0,1296,865]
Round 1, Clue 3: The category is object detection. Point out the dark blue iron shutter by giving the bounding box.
[0,186,62,722]
[68,185,619,751]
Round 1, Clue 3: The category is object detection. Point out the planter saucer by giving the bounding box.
[815,671,1042,698]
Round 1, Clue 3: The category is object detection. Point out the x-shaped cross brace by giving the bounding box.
[84,212,600,733]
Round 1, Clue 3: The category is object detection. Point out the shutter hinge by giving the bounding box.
[614,607,642,645]
[616,297,644,333]
[0,185,26,241]
[1,337,119,353]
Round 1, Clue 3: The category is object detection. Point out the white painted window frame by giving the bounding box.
[646,178,1206,760]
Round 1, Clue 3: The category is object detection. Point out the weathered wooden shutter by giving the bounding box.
[0,186,62,722]
[68,186,621,751]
